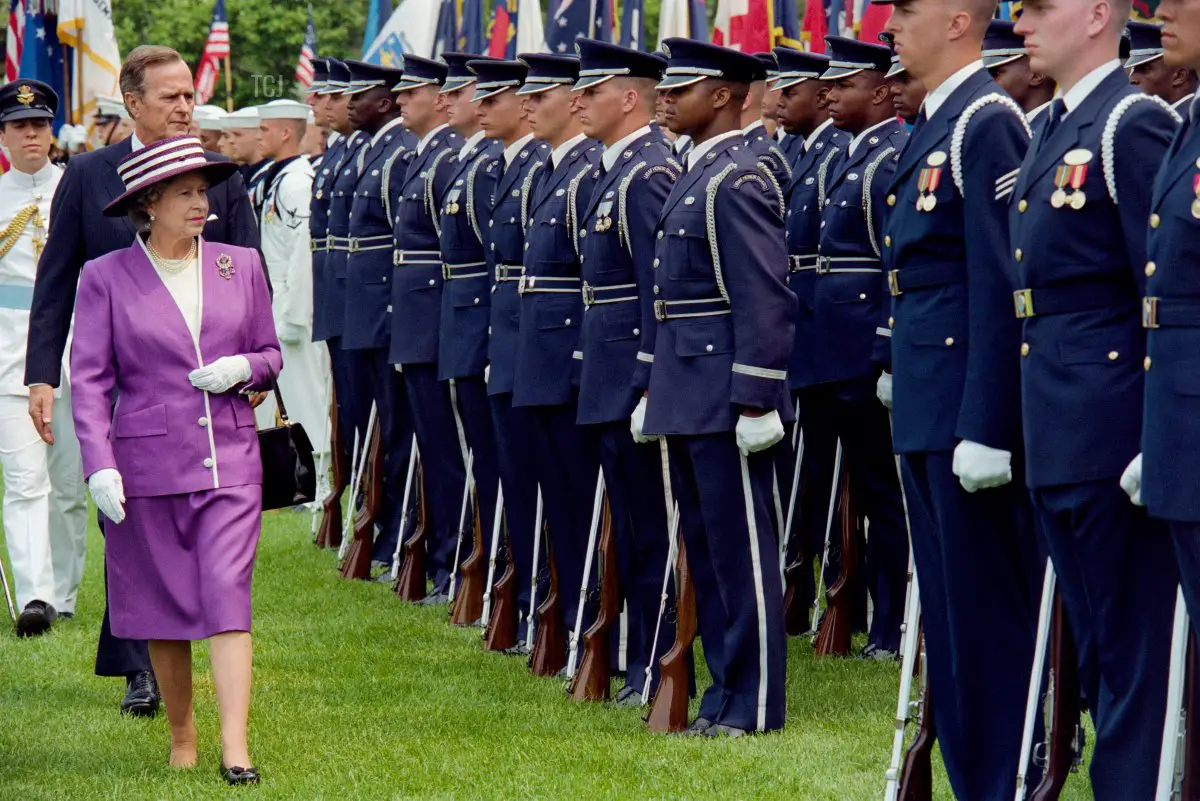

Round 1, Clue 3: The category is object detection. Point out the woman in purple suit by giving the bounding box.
[70,135,280,785]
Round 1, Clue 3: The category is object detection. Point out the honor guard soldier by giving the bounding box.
[253,100,331,475]
[742,53,792,189]
[0,80,88,636]
[885,52,928,126]
[1011,0,1179,793]
[772,47,849,622]
[341,59,418,574]
[808,37,909,659]
[1127,20,1199,113]
[389,55,468,598]
[435,54,515,632]
[468,58,549,648]
[759,52,805,167]
[983,21,1057,124]
[511,52,603,666]
[880,0,1043,794]
[642,38,794,737]
[573,39,679,703]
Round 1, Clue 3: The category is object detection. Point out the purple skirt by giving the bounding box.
[106,485,261,640]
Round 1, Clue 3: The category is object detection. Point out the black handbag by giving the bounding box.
[257,371,316,511]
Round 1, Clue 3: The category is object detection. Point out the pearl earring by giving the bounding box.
[149,214,155,222]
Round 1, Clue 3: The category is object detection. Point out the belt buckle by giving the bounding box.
[517,274,530,295]
[1143,297,1160,329]
[442,263,452,281]
[888,270,902,298]
[815,256,831,275]
[1013,289,1035,319]
[582,283,595,307]
[349,238,360,253]
[393,250,400,266]
[653,299,668,322]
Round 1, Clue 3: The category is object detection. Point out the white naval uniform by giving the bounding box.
[252,156,331,459]
[0,162,88,612]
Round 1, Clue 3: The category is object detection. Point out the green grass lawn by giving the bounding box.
[0,506,1096,800]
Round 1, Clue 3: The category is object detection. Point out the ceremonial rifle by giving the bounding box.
[814,463,856,657]
[512,489,546,654]
[566,473,607,680]
[1157,587,1192,800]
[394,456,431,602]
[642,503,681,704]
[481,483,505,626]
[314,383,346,550]
[340,407,382,580]
[529,536,566,677]
[884,550,922,801]
[811,439,844,635]
[483,486,520,651]
[336,406,372,564]
[898,629,935,801]
[571,495,617,701]
[448,450,476,602]
[451,482,485,625]
[645,533,695,733]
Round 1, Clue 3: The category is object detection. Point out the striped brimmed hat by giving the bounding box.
[102,135,239,217]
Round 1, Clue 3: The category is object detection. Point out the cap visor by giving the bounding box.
[102,161,240,217]
[820,66,865,81]
[439,78,475,95]
[471,86,510,103]
[318,82,347,95]
[1124,52,1164,69]
[393,79,436,93]
[982,53,1023,69]
[342,85,372,96]
[515,82,559,96]
[772,76,809,91]
[0,108,55,123]
[572,74,615,91]
[656,74,706,90]
[885,64,907,79]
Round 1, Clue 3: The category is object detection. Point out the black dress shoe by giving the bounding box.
[858,643,878,659]
[418,593,449,606]
[867,648,899,662]
[222,765,261,785]
[703,724,750,739]
[16,600,56,637]
[675,716,714,737]
[121,671,161,717]
[501,641,529,656]
[611,686,642,707]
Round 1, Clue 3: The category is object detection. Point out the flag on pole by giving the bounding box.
[657,0,708,45]
[854,0,889,46]
[295,4,317,88]
[195,0,229,105]
[459,0,485,53]
[801,0,828,51]
[20,1,68,131]
[364,0,439,63]
[57,0,122,124]
[619,0,643,49]
[774,0,802,49]
[5,0,25,83]
[517,0,546,53]
[433,0,457,56]
[712,0,772,52]
[487,0,515,57]
[362,0,387,58]
[545,0,612,54]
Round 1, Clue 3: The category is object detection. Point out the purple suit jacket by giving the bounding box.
[71,239,281,498]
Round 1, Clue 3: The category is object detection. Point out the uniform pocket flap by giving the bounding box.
[601,306,641,342]
[908,314,964,347]
[1058,336,1130,366]
[674,322,734,357]
[535,298,583,331]
[114,404,168,438]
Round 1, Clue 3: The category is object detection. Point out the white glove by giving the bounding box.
[735,410,785,455]
[1120,453,1144,506]
[188,355,252,393]
[484,364,490,384]
[876,372,893,410]
[276,322,307,346]
[394,363,403,373]
[952,440,1013,493]
[88,468,126,524]
[630,396,659,443]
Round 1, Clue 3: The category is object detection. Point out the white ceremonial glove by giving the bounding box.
[276,322,306,346]
[394,363,403,373]
[735,410,785,455]
[1120,453,1144,506]
[952,440,1013,493]
[876,371,893,410]
[484,364,490,384]
[630,396,659,443]
[88,468,126,524]
[188,355,252,394]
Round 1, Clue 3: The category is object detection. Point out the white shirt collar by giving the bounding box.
[922,60,985,121]
[417,123,450,156]
[503,132,536,168]
[686,129,744,171]
[776,127,787,143]
[457,129,487,162]
[1173,92,1196,111]
[371,116,407,148]
[328,131,343,147]
[673,134,692,155]
[1027,100,1053,122]
[1062,60,1121,115]
[848,117,895,159]
[804,118,835,154]
[551,132,588,169]
[743,119,765,137]
[602,124,652,172]
[3,159,56,190]
[130,130,144,152]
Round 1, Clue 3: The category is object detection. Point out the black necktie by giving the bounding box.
[1041,98,1067,142]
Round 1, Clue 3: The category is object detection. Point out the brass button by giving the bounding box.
[1146,261,1156,277]
[1021,343,1030,356]
[1151,213,1161,229]
[888,316,895,328]
[1108,350,1119,361]
[1014,248,1023,262]
[884,235,892,247]
[1018,199,1028,213]
[887,194,896,206]
[945,337,955,346]
[1144,356,1152,371]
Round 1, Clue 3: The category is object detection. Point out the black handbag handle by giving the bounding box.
[261,360,290,424]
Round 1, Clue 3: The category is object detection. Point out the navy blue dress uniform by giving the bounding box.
[1141,97,1200,675]
[744,54,791,190]
[509,53,604,660]
[644,39,794,734]
[341,60,419,567]
[469,58,550,642]
[388,56,468,594]
[1009,61,1179,797]
[571,39,678,698]
[772,48,850,618]
[882,51,1040,798]
[802,39,910,658]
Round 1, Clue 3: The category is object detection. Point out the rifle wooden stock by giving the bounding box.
[450,485,486,626]
[646,536,696,734]
[571,499,617,702]
[394,463,430,601]
[814,469,856,657]
[1183,631,1199,800]
[484,534,519,651]
[1030,591,1081,801]
[339,424,382,580]
[781,475,812,636]
[530,538,566,677]
[899,666,935,801]
[315,388,346,550]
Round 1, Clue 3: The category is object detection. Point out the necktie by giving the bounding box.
[1041,98,1067,143]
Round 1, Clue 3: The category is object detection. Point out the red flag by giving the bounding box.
[713,0,772,53]
[801,0,828,53]
[856,3,890,50]
[195,0,230,105]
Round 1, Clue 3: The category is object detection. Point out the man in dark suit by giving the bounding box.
[25,45,260,718]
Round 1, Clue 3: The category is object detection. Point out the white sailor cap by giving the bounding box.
[95,95,130,121]
[192,104,228,131]
[224,107,261,129]
[258,99,311,120]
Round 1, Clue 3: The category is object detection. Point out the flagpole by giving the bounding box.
[75,24,84,125]
[62,48,72,124]
[224,55,233,112]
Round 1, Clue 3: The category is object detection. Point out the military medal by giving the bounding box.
[446,189,461,215]
[217,253,235,280]
[916,167,941,212]
[1061,149,1092,211]
[1050,166,1069,209]
[1067,163,1088,210]
[595,200,613,232]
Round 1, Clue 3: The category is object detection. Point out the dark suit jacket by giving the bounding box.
[25,136,262,387]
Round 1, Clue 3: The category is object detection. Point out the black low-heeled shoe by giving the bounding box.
[222,765,260,785]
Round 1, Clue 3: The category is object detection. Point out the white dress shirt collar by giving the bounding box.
[922,60,985,122]
[804,118,835,153]
[743,119,766,137]
[130,131,144,152]
[1173,92,1196,112]
[686,129,744,171]
[457,129,487,162]
[847,117,895,159]
[1062,60,1121,116]
[602,124,652,172]
[372,116,407,148]
[3,159,56,190]
[1027,100,1053,123]
[503,132,536,168]
[417,123,450,156]
[551,132,588,169]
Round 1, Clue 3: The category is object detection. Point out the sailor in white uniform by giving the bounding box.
[0,80,88,636]
[251,100,331,481]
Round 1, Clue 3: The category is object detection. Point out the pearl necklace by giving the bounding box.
[146,237,197,275]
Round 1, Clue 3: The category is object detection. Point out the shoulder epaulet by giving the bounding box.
[1102,93,1181,205]
[381,146,407,227]
[425,147,454,238]
[566,162,592,258]
[705,163,740,304]
[950,93,1031,195]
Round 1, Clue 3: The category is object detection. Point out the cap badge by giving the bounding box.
[16,85,35,106]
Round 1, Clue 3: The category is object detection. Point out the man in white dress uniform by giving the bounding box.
[0,79,88,636]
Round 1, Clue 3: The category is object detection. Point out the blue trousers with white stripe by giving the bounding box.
[489,392,541,643]
[668,432,786,732]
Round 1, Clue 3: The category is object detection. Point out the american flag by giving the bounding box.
[295,4,316,88]
[195,0,229,105]
[5,0,25,83]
